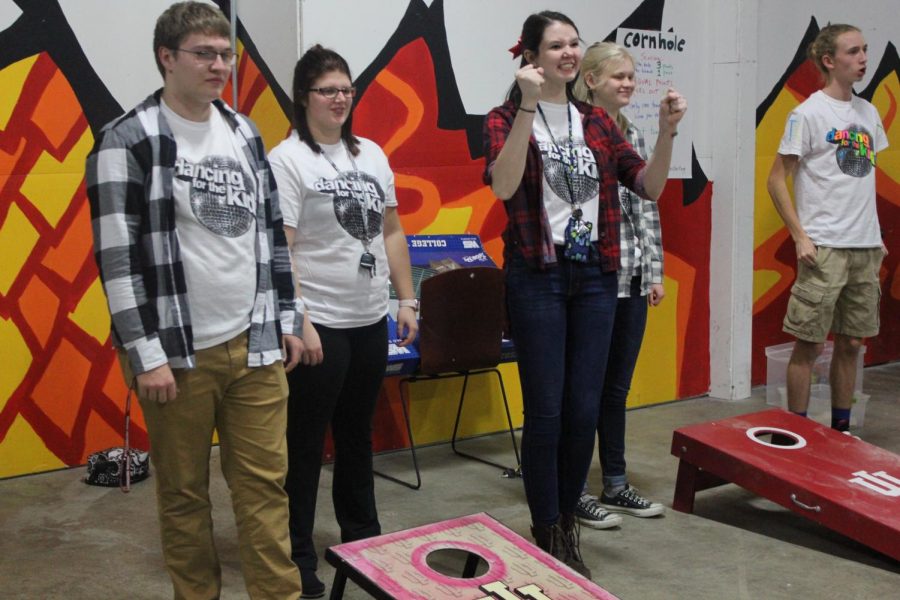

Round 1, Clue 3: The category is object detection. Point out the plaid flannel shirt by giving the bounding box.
[617,118,664,297]
[483,100,648,272]
[86,90,302,375]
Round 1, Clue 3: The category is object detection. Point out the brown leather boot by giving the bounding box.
[559,513,592,579]
[531,520,567,562]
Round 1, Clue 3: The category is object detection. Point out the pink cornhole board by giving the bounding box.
[324,512,617,599]
[671,409,900,561]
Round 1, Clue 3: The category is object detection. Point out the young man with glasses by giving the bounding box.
[86,3,304,598]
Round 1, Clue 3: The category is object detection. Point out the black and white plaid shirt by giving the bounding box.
[617,118,664,297]
[87,91,302,374]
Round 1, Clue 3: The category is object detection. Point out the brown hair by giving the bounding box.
[291,44,360,156]
[153,1,231,78]
[506,11,581,108]
[807,24,861,81]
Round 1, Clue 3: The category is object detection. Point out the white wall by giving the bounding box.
[757,0,896,102]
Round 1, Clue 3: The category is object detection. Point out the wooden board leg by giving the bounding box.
[673,459,701,513]
[673,459,730,513]
[462,551,481,578]
[329,572,347,600]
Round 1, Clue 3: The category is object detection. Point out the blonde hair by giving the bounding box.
[574,42,634,133]
[807,24,861,81]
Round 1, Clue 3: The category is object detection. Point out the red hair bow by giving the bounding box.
[508,37,524,59]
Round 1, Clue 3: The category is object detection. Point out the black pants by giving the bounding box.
[284,317,387,572]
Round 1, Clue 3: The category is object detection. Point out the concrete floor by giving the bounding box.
[1,363,898,599]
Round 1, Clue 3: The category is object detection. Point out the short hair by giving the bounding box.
[807,23,861,81]
[291,44,360,156]
[506,11,581,107]
[153,1,231,78]
[573,42,634,132]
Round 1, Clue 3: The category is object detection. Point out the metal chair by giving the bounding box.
[374,266,521,489]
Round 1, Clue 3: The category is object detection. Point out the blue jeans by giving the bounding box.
[505,250,618,526]
[598,277,648,491]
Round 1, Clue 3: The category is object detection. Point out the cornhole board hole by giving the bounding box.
[671,409,900,561]
[325,512,617,599]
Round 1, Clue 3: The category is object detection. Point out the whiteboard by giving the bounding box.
[617,27,694,178]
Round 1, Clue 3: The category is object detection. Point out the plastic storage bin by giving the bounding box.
[775,385,870,429]
[765,341,867,428]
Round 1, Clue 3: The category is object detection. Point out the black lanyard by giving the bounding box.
[321,142,371,249]
[537,103,578,209]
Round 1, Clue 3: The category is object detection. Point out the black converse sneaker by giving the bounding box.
[598,485,665,517]
[575,493,623,529]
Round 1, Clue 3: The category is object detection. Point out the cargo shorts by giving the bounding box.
[783,246,884,343]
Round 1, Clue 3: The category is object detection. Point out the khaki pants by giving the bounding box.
[123,331,301,600]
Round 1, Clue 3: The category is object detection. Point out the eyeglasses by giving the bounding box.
[309,86,357,99]
[173,47,237,66]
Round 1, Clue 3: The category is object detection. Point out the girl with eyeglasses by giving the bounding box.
[268,44,417,599]
[482,12,684,577]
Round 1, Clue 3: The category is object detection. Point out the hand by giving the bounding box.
[659,88,687,134]
[796,236,817,267]
[395,306,419,347]
[299,319,323,366]
[515,64,544,107]
[282,334,303,373]
[136,364,177,404]
[648,283,666,306]
[882,243,889,257]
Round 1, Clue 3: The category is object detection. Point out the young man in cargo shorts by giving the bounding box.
[767,24,887,431]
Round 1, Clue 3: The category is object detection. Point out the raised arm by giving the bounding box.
[641,88,687,200]
[486,66,544,200]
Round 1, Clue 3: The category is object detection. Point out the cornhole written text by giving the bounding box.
[670,409,900,561]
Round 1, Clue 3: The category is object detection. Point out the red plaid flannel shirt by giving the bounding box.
[483,100,648,272]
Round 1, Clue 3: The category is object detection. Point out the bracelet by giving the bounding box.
[398,298,419,311]
[519,106,536,113]
[670,131,678,138]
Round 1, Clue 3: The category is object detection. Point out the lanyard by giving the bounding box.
[536,103,578,209]
[321,142,371,248]
[320,140,359,174]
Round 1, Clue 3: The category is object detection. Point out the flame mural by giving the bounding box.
[752,18,900,384]
[0,0,292,477]
[0,0,714,476]
[346,0,712,411]
[14,0,879,477]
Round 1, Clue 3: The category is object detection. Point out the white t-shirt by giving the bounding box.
[269,133,397,328]
[778,90,888,247]
[161,99,256,349]
[533,101,600,244]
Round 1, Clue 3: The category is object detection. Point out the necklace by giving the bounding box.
[321,142,378,277]
[536,103,578,209]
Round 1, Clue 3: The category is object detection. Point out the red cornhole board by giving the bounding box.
[325,512,618,600]
[671,409,900,561]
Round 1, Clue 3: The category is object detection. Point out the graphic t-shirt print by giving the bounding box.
[175,155,257,236]
[827,124,877,177]
[315,171,386,241]
[539,139,599,204]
